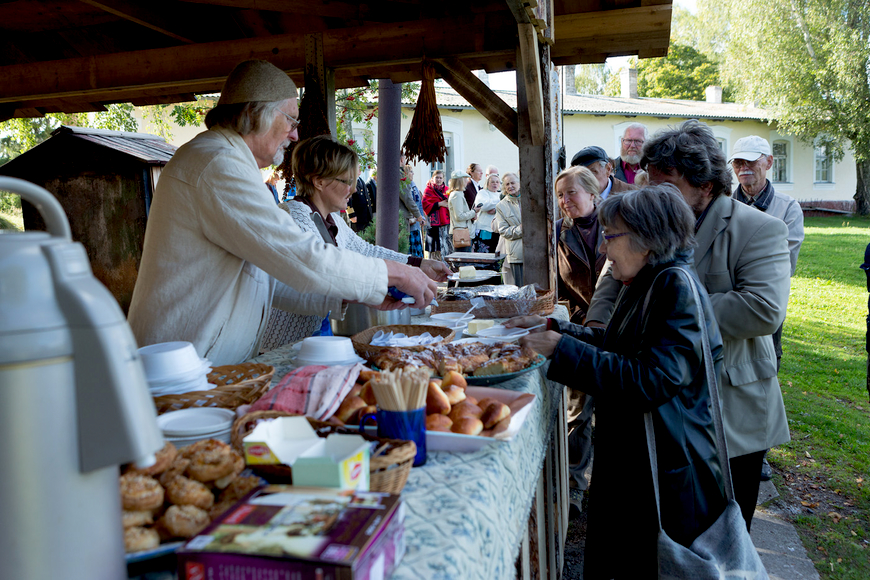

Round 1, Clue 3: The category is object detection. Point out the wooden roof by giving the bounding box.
[0,0,672,121]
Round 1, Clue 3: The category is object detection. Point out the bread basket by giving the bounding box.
[152,363,275,415]
[431,288,555,318]
[231,410,416,494]
[350,324,455,363]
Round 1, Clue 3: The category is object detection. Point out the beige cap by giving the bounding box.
[217,60,297,106]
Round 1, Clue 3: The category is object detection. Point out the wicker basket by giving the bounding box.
[152,363,275,415]
[350,324,455,363]
[230,411,416,494]
[431,288,555,319]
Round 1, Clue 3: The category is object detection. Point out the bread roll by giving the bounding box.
[426,381,451,415]
[359,381,378,405]
[335,395,367,423]
[480,401,511,429]
[464,395,478,406]
[441,370,467,390]
[441,384,466,406]
[348,382,363,398]
[358,369,381,382]
[426,414,453,432]
[350,405,377,426]
[448,401,482,423]
[451,417,484,436]
[476,397,499,410]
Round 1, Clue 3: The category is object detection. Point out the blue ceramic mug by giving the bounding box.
[360,407,427,467]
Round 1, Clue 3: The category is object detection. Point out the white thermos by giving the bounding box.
[0,177,163,579]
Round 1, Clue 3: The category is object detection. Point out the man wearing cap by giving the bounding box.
[613,123,648,185]
[731,135,804,481]
[129,60,439,366]
[586,120,791,531]
[570,146,635,200]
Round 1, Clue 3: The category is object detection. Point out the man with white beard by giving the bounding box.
[129,60,439,365]
[613,123,647,185]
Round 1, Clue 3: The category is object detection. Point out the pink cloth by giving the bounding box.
[249,363,365,420]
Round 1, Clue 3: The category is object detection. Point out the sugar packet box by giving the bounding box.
[177,485,404,580]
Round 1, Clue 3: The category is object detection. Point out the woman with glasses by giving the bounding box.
[472,173,501,253]
[260,136,448,351]
[505,185,727,579]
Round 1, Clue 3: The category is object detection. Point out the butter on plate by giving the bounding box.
[467,320,495,335]
[458,266,477,279]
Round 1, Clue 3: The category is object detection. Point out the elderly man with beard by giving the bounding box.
[129,60,439,365]
[613,123,647,185]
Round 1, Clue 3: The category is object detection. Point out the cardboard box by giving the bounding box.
[244,416,369,491]
[177,485,405,580]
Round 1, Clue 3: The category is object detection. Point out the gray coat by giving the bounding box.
[587,194,792,457]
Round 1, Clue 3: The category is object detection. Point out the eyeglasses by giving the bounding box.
[621,139,644,146]
[332,177,355,187]
[277,110,300,131]
[602,230,629,244]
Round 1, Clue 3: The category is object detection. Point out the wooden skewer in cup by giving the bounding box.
[370,366,428,411]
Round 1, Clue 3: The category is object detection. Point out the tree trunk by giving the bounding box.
[854,158,870,216]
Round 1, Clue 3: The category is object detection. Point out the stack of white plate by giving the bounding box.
[156,408,235,447]
[138,341,213,396]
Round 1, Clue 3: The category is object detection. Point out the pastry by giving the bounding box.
[335,395,367,423]
[441,383,466,406]
[158,457,191,487]
[426,414,453,432]
[451,416,484,436]
[127,441,177,476]
[124,526,160,552]
[183,439,237,483]
[122,510,154,529]
[359,381,378,405]
[448,401,482,423]
[120,473,164,511]
[214,451,245,489]
[165,475,214,510]
[480,401,511,429]
[159,505,210,538]
[426,381,451,415]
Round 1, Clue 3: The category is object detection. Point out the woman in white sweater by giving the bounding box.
[472,173,501,253]
[260,136,447,351]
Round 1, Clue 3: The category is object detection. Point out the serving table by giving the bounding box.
[129,306,571,580]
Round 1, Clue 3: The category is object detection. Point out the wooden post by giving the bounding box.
[376,78,401,252]
[515,44,557,291]
[304,33,336,137]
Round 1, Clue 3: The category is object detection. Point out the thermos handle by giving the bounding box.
[0,176,71,239]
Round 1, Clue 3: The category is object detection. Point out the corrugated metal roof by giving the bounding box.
[405,87,771,122]
[52,125,177,164]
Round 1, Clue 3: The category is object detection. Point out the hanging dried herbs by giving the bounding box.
[402,60,447,165]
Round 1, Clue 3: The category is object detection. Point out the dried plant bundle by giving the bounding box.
[402,61,448,165]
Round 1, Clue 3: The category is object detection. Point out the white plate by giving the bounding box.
[447,271,499,283]
[426,386,536,452]
[156,408,235,437]
[474,325,529,341]
[291,354,366,367]
[430,312,475,324]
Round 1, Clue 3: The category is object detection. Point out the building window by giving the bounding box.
[432,133,454,178]
[814,145,833,183]
[772,140,789,183]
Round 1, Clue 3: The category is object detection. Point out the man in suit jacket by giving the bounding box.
[586,120,791,532]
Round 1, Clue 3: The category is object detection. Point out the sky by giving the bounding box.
[486,0,696,92]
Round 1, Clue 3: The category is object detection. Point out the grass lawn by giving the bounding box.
[0,208,23,230]
[775,216,870,579]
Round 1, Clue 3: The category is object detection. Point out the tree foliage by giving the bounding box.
[713,0,870,212]
[573,63,611,96]
[637,43,730,101]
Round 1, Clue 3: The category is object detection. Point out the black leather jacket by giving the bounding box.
[547,250,727,578]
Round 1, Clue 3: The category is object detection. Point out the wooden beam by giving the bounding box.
[0,15,516,106]
[504,0,532,23]
[554,6,671,44]
[517,23,544,146]
[77,0,196,44]
[433,57,518,146]
[305,32,336,137]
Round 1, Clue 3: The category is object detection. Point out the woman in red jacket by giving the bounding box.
[422,169,452,260]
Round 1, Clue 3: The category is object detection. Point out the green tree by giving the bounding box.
[573,63,611,95]
[636,43,730,101]
[715,0,870,213]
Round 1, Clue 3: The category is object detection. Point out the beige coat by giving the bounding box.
[495,195,523,264]
[128,127,388,365]
[447,189,476,234]
[587,194,791,457]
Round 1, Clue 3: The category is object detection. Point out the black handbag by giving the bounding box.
[642,267,769,579]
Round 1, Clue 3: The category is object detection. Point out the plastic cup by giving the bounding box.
[297,336,356,362]
[138,341,202,381]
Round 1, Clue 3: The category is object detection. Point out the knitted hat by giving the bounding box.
[217,60,298,106]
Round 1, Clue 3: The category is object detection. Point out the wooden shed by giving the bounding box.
[0,125,176,313]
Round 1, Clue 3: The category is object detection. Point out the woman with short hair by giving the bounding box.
[495,172,523,285]
[472,173,501,253]
[506,184,728,579]
[447,170,476,254]
[260,136,447,351]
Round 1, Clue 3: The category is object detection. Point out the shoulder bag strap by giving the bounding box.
[641,267,735,530]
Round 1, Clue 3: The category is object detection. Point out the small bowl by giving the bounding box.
[297,336,357,362]
[430,312,475,326]
[138,341,203,381]
[475,325,529,342]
